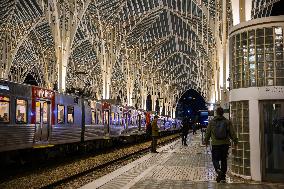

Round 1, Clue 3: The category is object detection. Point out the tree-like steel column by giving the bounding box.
[44,0,91,92]
[0,17,44,80]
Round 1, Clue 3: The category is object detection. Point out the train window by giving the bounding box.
[42,102,48,123]
[111,112,115,125]
[67,106,74,123]
[16,99,27,124]
[96,109,102,124]
[57,105,65,124]
[119,114,122,125]
[123,113,127,125]
[104,111,109,125]
[0,96,10,123]
[91,110,96,124]
[116,113,119,126]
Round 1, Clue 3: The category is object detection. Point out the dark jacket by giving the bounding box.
[181,123,190,134]
[204,115,238,145]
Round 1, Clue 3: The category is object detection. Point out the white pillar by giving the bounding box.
[249,100,262,181]
[231,0,240,26]
[245,0,253,21]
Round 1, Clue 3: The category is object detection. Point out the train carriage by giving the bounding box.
[0,80,180,153]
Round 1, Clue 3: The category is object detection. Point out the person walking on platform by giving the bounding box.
[151,115,159,153]
[181,120,190,146]
[192,122,197,135]
[204,107,238,183]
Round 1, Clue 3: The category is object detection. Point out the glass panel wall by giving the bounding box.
[230,26,284,89]
[231,101,250,176]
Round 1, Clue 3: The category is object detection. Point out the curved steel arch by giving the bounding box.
[124,7,213,54]
[151,51,198,73]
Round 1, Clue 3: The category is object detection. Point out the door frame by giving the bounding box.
[34,100,51,142]
[259,100,284,182]
[31,86,55,143]
[103,110,110,135]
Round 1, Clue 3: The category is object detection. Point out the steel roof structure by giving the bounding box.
[0,0,280,113]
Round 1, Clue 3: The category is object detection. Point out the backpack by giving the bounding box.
[214,119,228,140]
[146,123,152,136]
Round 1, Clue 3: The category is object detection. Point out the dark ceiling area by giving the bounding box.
[271,1,284,16]
[23,74,38,86]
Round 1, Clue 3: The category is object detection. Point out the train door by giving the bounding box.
[124,112,128,131]
[138,114,141,131]
[104,110,110,135]
[35,100,51,142]
[260,100,284,182]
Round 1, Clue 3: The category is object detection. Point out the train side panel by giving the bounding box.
[0,81,34,152]
[84,101,105,140]
[108,105,120,136]
[50,93,82,144]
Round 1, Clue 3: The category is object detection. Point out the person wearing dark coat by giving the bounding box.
[181,121,190,146]
[205,107,238,183]
[151,115,159,153]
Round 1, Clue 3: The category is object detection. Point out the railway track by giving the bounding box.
[0,134,180,189]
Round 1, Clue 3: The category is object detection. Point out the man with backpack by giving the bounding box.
[204,107,238,183]
[180,120,191,146]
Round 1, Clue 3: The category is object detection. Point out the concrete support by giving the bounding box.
[221,0,229,109]
[249,100,261,181]
[101,28,117,99]
[125,49,137,106]
[231,0,253,26]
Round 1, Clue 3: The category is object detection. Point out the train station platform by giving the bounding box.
[81,133,284,189]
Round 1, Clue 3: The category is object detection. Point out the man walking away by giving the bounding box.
[151,115,159,153]
[204,107,238,183]
[192,123,197,135]
[181,120,190,146]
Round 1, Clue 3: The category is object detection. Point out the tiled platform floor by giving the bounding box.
[81,133,284,189]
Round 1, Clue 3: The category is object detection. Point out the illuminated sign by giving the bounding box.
[33,87,54,99]
[0,85,9,90]
[102,102,111,110]
[0,96,9,101]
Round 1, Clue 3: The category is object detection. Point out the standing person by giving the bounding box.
[151,115,159,153]
[204,107,238,183]
[181,120,190,146]
[192,122,197,135]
